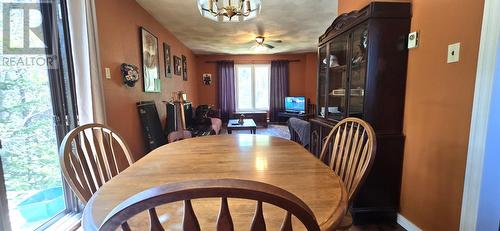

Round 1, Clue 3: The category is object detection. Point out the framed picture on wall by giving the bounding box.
[140,27,160,93]
[182,55,187,81]
[202,73,212,85]
[173,55,182,76]
[163,43,172,78]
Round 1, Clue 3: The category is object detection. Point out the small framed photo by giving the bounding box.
[182,55,187,81]
[140,27,160,93]
[202,73,212,85]
[163,43,172,78]
[173,55,181,76]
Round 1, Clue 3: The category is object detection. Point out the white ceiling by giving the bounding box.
[135,0,338,55]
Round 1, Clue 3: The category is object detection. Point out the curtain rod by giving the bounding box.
[205,59,301,63]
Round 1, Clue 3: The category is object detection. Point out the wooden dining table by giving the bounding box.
[82,134,347,230]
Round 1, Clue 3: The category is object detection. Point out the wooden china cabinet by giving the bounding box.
[310,2,411,224]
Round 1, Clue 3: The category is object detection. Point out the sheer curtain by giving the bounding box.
[269,60,289,122]
[67,0,106,125]
[217,61,236,121]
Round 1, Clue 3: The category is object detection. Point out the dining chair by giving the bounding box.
[59,123,135,204]
[318,117,376,230]
[96,179,321,231]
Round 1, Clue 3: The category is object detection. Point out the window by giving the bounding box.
[235,64,271,111]
[0,0,79,230]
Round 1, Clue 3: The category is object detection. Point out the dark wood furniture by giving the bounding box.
[233,111,268,128]
[81,135,348,230]
[227,119,257,134]
[318,118,377,230]
[310,2,411,224]
[278,111,313,121]
[95,179,321,231]
[59,124,136,204]
[290,126,302,145]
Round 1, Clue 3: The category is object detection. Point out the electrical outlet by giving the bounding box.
[105,67,111,79]
[447,42,460,63]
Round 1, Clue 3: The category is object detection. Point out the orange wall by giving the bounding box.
[95,0,199,159]
[195,53,317,107]
[339,0,484,230]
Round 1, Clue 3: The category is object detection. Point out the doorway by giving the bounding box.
[0,1,78,230]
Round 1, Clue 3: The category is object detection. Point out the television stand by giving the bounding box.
[278,111,313,121]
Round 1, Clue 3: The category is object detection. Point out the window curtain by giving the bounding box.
[269,60,289,122]
[217,61,236,121]
[67,0,106,125]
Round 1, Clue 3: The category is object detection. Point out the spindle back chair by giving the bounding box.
[319,117,376,202]
[59,123,135,204]
[97,179,320,231]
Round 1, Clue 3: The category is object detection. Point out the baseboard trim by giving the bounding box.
[397,213,422,231]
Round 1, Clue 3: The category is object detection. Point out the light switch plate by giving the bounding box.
[105,67,111,79]
[447,42,460,63]
[408,31,418,49]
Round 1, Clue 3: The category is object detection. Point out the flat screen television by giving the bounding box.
[284,96,306,113]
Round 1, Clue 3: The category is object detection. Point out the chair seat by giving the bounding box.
[336,211,353,230]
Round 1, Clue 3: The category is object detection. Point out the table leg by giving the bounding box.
[252,129,256,134]
[228,129,232,134]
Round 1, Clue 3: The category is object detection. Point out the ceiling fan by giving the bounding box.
[249,22,282,51]
[253,36,282,49]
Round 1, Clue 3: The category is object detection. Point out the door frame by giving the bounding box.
[0,0,79,230]
[0,157,11,231]
[460,0,500,230]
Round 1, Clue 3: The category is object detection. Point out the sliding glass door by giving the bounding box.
[0,0,78,230]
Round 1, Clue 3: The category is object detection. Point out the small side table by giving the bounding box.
[227,119,257,134]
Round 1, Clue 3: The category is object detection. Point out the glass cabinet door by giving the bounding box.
[317,45,328,117]
[348,24,368,118]
[326,34,349,120]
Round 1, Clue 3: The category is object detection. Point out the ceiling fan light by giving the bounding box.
[255,36,265,44]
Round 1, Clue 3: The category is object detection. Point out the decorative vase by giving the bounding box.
[238,114,245,124]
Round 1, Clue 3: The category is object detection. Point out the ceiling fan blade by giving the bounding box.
[270,40,283,43]
[263,43,274,49]
[250,44,259,49]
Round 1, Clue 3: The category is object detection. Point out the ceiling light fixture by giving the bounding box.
[255,36,265,44]
[197,0,261,22]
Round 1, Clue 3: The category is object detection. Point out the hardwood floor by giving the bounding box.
[76,223,406,230]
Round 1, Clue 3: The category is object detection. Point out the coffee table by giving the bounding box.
[227,119,257,134]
